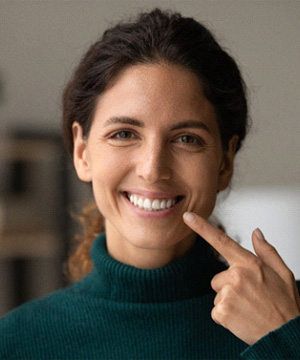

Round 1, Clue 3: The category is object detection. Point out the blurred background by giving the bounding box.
[0,0,299,317]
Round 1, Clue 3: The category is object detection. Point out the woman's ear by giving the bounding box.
[217,135,239,191]
[72,122,92,183]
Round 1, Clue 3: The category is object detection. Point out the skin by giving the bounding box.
[72,63,237,269]
[183,212,300,345]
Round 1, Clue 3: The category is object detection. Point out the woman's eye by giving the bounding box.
[110,131,137,140]
[175,135,204,146]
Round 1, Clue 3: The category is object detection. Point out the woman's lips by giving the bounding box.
[122,191,184,217]
[123,189,182,199]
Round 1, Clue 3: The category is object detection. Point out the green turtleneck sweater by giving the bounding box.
[0,233,299,359]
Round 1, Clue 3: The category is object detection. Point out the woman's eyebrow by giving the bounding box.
[170,120,211,133]
[103,117,210,133]
[103,116,145,127]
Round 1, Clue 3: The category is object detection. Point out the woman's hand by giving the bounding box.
[183,212,300,345]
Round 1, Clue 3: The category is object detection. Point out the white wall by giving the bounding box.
[213,187,300,278]
[1,1,299,277]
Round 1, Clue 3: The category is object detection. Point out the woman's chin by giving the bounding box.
[125,227,196,252]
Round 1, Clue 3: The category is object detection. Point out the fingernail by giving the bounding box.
[183,212,195,223]
[254,228,265,241]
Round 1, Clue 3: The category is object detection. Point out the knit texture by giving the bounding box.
[0,233,299,359]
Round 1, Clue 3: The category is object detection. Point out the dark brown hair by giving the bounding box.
[63,8,249,281]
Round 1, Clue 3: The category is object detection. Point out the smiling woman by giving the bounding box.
[0,8,299,360]
[71,63,236,270]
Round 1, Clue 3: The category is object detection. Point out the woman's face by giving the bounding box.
[73,64,237,264]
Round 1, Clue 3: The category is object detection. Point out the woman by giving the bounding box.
[1,9,299,359]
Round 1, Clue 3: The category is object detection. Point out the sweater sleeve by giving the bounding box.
[240,315,300,359]
[241,280,300,359]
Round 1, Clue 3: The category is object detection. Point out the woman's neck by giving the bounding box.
[89,233,225,303]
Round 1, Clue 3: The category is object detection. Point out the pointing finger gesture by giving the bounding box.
[183,212,300,345]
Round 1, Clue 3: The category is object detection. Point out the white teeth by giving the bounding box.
[127,193,179,211]
[152,199,160,210]
[143,198,152,210]
[138,198,144,208]
[160,200,166,210]
[166,199,172,208]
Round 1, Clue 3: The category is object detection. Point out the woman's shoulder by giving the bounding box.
[0,281,91,358]
[0,276,91,328]
[1,279,90,325]
[0,286,69,330]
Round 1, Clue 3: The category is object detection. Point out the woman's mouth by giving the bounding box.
[123,192,184,212]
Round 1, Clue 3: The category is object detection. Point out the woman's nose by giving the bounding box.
[136,142,172,184]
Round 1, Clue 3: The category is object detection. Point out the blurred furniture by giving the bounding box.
[0,132,70,316]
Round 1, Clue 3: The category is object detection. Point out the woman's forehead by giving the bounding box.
[92,63,218,131]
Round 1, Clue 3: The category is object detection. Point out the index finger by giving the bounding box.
[183,212,253,265]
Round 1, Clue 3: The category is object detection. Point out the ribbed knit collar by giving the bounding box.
[88,233,227,303]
